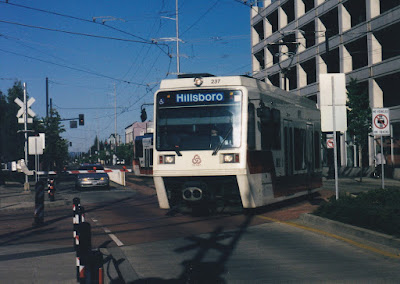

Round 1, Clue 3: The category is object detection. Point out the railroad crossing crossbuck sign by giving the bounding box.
[15,97,36,124]
[372,108,390,136]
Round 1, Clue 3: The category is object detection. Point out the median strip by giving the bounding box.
[257,215,400,259]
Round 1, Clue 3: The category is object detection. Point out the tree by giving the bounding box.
[0,81,69,173]
[1,82,25,161]
[116,143,133,165]
[41,109,69,171]
[346,78,371,181]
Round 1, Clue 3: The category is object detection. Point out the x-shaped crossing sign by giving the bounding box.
[15,97,36,124]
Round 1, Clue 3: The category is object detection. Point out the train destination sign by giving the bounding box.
[157,90,241,107]
[372,108,390,136]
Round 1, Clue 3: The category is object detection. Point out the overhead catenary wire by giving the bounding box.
[0,47,148,86]
[0,1,171,57]
[0,20,158,45]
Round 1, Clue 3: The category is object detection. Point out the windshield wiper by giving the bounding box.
[174,145,182,156]
[212,126,233,156]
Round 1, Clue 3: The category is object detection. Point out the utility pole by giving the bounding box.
[176,0,180,75]
[114,83,117,147]
[23,83,29,190]
[46,77,49,119]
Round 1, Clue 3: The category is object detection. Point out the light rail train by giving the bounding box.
[152,74,322,213]
[133,134,153,176]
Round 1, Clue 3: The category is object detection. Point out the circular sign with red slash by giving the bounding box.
[326,138,334,149]
[374,114,388,130]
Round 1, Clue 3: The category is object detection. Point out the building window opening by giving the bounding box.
[300,22,316,48]
[374,22,400,61]
[304,0,314,13]
[268,43,280,65]
[267,10,279,33]
[300,57,316,84]
[376,72,400,107]
[254,20,264,42]
[282,0,295,24]
[380,0,400,14]
[286,67,297,90]
[344,36,368,70]
[268,73,280,87]
[254,49,265,71]
[319,8,339,37]
[343,0,366,27]
[321,47,340,73]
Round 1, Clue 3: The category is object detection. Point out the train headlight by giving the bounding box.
[164,155,175,164]
[159,155,175,164]
[222,153,240,163]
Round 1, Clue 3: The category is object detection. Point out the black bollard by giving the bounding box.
[77,222,92,283]
[33,181,45,227]
[89,249,104,284]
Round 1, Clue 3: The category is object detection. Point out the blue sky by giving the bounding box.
[0,0,252,152]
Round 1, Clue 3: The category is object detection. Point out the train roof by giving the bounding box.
[158,75,317,110]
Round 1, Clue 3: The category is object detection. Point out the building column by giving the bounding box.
[338,3,351,33]
[368,33,382,65]
[369,78,383,108]
[340,45,352,73]
[294,0,305,19]
[278,6,288,30]
[297,63,307,89]
[366,0,380,20]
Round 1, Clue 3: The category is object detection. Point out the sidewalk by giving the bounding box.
[0,177,400,283]
[0,181,69,212]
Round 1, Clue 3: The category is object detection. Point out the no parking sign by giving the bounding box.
[372,108,390,136]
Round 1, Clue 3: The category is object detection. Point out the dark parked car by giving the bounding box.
[75,164,110,190]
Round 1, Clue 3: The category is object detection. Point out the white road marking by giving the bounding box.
[103,227,124,247]
[90,217,124,247]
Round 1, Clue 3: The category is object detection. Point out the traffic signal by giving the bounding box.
[79,114,84,126]
[140,108,147,122]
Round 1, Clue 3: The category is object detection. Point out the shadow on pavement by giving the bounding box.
[108,214,254,284]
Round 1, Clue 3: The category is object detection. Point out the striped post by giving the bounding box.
[47,178,55,201]
[73,198,86,282]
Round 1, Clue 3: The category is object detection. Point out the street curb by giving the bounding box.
[299,213,400,250]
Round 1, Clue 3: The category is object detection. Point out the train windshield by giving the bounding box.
[156,89,242,151]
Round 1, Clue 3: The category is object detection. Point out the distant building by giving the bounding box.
[124,121,153,144]
[251,0,400,175]
[108,133,121,149]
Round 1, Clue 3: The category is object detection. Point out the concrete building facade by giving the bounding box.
[251,0,400,175]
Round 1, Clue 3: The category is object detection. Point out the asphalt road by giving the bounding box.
[1,177,400,283]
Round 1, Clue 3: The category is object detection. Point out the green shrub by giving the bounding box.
[313,188,400,237]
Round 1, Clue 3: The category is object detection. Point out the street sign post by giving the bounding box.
[319,73,347,200]
[372,108,390,189]
[14,83,35,190]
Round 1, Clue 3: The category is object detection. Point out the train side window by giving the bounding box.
[248,103,256,150]
[294,128,306,170]
[314,131,321,168]
[271,109,281,150]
